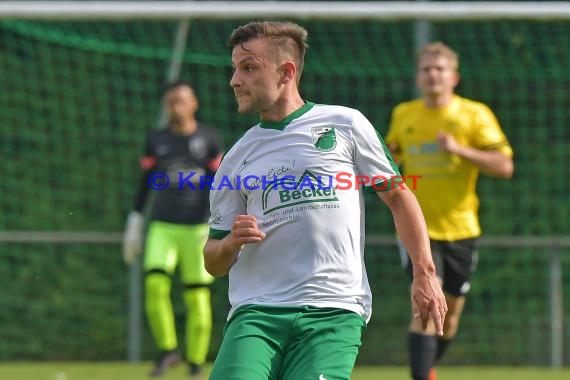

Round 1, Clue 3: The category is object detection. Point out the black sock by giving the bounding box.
[436,337,451,362]
[408,332,437,380]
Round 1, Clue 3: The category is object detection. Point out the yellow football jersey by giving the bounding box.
[386,95,513,241]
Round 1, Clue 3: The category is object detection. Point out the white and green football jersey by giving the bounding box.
[208,102,400,322]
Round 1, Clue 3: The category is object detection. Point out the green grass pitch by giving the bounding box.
[1,363,569,380]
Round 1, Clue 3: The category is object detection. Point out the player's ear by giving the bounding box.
[189,87,200,112]
[193,96,200,112]
[453,73,461,88]
[280,61,296,84]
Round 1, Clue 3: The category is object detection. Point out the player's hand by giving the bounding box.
[122,211,144,265]
[225,214,265,252]
[411,272,447,335]
[436,132,460,154]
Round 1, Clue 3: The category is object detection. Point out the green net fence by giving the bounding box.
[1,16,569,365]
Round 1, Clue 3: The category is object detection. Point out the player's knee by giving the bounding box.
[409,319,436,335]
[145,272,171,300]
[183,287,212,321]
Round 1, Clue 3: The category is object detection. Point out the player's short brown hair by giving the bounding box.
[228,21,309,78]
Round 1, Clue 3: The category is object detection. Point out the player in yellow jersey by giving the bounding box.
[385,42,514,380]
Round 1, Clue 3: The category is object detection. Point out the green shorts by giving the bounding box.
[144,221,213,285]
[209,305,366,380]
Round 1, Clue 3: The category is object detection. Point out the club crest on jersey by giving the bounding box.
[188,137,207,159]
[311,126,337,152]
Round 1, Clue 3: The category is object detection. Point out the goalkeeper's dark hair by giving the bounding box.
[228,21,309,80]
[161,80,196,97]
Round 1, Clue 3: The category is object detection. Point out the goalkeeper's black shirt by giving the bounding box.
[133,124,223,225]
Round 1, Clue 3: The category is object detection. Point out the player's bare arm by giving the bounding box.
[386,142,402,166]
[436,131,513,178]
[204,215,265,277]
[377,188,447,335]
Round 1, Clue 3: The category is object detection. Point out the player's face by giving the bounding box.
[230,38,283,115]
[416,54,459,97]
[163,86,198,122]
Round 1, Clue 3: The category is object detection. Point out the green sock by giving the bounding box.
[145,272,177,351]
[183,287,212,365]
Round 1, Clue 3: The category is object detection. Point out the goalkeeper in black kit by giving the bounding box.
[122,81,223,378]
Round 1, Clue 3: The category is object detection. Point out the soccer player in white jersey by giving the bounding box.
[203,21,447,380]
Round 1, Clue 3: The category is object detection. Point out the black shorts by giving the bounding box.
[399,238,478,297]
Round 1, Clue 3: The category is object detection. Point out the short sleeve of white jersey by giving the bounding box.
[351,110,400,189]
[208,149,247,235]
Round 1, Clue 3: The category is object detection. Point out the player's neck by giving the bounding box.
[423,93,454,109]
[170,119,197,135]
[259,93,305,122]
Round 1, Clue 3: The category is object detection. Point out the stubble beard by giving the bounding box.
[236,98,258,115]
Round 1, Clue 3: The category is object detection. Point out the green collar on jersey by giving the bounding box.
[259,101,315,130]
